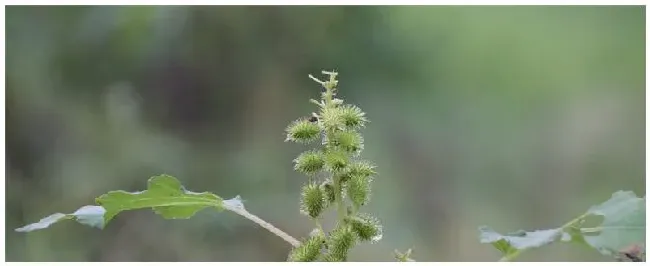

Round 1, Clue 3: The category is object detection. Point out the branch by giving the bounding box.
[223,196,301,247]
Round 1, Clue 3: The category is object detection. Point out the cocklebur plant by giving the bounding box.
[15,70,409,262]
[284,71,382,261]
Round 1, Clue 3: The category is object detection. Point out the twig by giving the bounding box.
[223,197,301,247]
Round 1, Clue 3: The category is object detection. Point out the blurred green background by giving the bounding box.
[5,5,645,262]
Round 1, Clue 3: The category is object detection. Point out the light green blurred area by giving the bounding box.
[5,6,645,262]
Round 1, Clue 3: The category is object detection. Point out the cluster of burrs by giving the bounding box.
[284,71,382,262]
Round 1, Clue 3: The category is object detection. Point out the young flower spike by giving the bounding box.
[286,119,321,143]
[287,71,386,261]
[293,150,325,175]
[320,107,345,131]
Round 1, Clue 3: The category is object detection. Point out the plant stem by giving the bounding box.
[498,213,589,262]
[314,219,326,236]
[334,175,346,222]
[224,203,301,247]
[319,72,347,223]
[579,227,603,233]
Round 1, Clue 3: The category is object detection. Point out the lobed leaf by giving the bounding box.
[580,191,645,256]
[15,205,106,232]
[479,190,646,261]
[71,205,107,228]
[479,226,562,256]
[16,213,70,232]
[96,174,224,222]
[560,226,588,246]
[16,175,224,232]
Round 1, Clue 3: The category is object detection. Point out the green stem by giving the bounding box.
[579,227,602,233]
[314,219,326,236]
[319,72,346,223]
[498,213,589,262]
[334,175,346,222]
[351,205,358,216]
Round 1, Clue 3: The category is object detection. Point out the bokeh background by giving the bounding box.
[5,5,645,262]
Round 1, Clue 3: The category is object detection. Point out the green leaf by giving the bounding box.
[16,213,70,232]
[581,191,645,256]
[479,190,646,261]
[96,174,224,223]
[15,205,106,232]
[560,225,589,246]
[479,226,562,256]
[16,175,225,233]
[71,205,106,228]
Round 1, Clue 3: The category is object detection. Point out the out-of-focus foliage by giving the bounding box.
[6,6,645,261]
[479,190,645,261]
[581,191,645,256]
